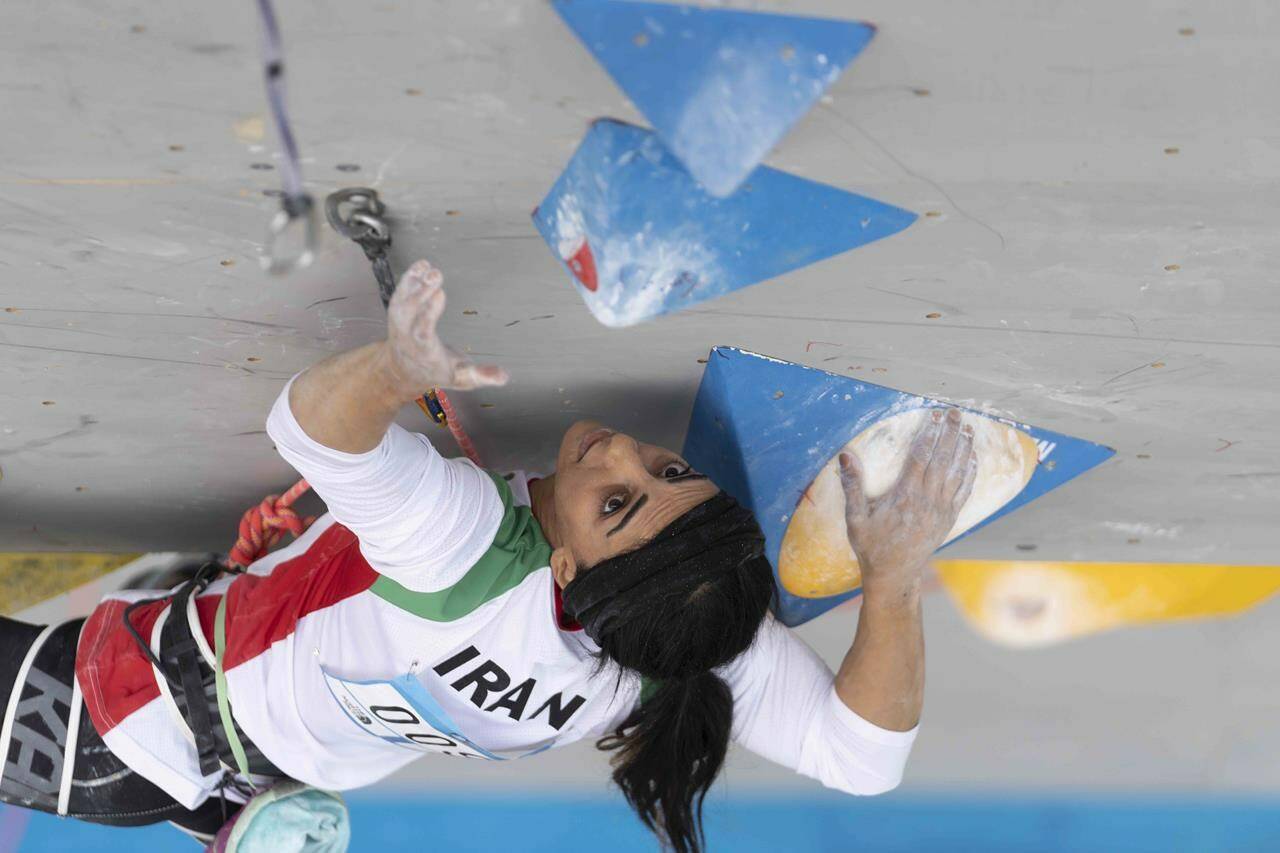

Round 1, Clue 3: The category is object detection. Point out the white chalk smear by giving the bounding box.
[1103,521,1181,539]
[550,191,722,328]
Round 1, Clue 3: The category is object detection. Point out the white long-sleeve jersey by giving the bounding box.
[75,377,917,809]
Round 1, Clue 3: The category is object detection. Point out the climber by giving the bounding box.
[0,259,976,853]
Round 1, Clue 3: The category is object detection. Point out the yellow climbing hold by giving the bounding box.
[0,552,139,615]
[935,559,1280,648]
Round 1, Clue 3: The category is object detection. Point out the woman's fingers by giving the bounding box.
[924,409,963,496]
[412,286,447,343]
[392,259,442,307]
[838,452,869,525]
[449,361,509,390]
[900,409,944,487]
[951,441,979,513]
[400,259,442,291]
[390,260,446,339]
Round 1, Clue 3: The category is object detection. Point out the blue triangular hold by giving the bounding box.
[553,0,875,196]
[682,347,1117,626]
[532,119,915,327]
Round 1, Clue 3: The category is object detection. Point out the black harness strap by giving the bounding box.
[161,568,221,778]
[123,562,279,782]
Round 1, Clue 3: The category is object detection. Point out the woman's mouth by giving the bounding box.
[577,427,614,462]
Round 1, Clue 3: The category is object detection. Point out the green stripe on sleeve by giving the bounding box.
[370,472,553,620]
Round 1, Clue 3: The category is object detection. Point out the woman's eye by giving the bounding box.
[661,461,692,479]
[602,494,627,516]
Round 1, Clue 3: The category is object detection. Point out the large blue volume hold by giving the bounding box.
[553,0,875,197]
[682,347,1117,626]
[532,119,916,327]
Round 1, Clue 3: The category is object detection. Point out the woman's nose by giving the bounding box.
[604,432,643,463]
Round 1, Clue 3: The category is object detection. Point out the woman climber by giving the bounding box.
[0,259,977,852]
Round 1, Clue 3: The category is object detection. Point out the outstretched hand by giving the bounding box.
[385,259,509,399]
[838,408,978,599]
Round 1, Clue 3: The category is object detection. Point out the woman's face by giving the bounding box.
[550,419,719,582]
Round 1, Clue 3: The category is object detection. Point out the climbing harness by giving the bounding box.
[121,561,280,819]
[255,0,317,274]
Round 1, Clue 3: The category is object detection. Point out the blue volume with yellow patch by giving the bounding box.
[682,347,1116,626]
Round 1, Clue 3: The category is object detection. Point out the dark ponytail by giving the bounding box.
[599,672,733,853]
[589,547,776,853]
[562,492,776,852]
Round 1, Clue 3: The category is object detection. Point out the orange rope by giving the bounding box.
[225,390,481,569]
[225,478,316,570]
[436,389,482,467]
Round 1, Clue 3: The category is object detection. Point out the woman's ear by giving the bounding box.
[550,547,579,589]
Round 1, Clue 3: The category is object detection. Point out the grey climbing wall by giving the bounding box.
[2,1,1274,563]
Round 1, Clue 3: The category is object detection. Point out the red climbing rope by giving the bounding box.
[225,478,316,570]
[436,389,483,468]
[225,396,481,569]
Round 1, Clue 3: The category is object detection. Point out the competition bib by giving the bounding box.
[322,669,551,761]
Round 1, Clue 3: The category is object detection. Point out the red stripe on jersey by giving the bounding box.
[222,522,377,671]
[77,597,171,734]
[77,522,375,736]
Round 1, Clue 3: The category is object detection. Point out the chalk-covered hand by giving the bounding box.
[839,408,978,599]
[384,259,508,399]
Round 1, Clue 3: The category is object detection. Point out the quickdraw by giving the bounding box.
[324,187,451,428]
[255,0,317,274]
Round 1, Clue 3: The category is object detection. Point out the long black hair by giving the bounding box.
[565,494,776,853]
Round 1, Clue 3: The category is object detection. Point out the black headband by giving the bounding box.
[562,492,767,644]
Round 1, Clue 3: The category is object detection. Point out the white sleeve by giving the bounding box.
[719,614,918,796]
[264,374,504,592]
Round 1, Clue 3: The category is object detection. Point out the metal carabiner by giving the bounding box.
[325,188,387,243]
[349,210,391,244]
[262,194,318,274]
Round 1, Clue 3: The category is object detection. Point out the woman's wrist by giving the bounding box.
[373,341,427,406]
[859,568,924,613]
